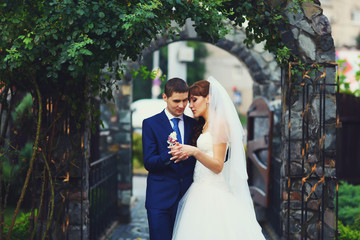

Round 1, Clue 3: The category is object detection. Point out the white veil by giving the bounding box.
[207,76,256,209]
[172,77,263,240]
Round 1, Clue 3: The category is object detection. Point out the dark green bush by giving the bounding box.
[338,220,360,240]
[338,181,360,225]
[132,132,144,169]
[338,181,360,239]
[3,210,32,240]
[11,93,33,124]
[2,142,33,205]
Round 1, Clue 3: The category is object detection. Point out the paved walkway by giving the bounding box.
[105,175,278,240]
[105,175,149,240]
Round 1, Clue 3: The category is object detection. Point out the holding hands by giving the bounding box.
[168,143,198,163]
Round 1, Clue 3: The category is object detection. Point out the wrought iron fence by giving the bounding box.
[286,62,339,239]
[89,153,118,240]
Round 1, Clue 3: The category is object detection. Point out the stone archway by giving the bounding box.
[138,23,282,102]
[117,2,337,239]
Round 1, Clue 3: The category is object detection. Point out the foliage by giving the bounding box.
[337,59,360,97]
[1,142,33,207]
[132,132,144,169]
[0,0,229,87]
[239,114,247,127]
[0,0,312,99]
[132,65,167,101]
[132,54,153,101]
[3,210,33,240]
[337,181,360,239]
[2,160,20,186]
[2,142,31,186]
[338,220,360,240]
[356,31,360,50]
[11,93,33,124]
[221,1,284,65]
[338,181,360,226]
[134,40,209,98]
[17,142,33,164]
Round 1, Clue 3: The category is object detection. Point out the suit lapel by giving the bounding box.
[183,115,192,145]
[159,110,173,135]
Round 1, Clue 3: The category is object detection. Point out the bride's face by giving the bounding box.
[189,95,209,118]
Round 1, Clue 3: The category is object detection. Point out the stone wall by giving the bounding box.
[279,2,337,239]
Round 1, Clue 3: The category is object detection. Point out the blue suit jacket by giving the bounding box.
[142,110,196,210]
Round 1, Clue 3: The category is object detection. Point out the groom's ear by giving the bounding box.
[206,95,209,104]
[162,93,167,101]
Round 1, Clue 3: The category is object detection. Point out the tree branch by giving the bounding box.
[7,79,42,240]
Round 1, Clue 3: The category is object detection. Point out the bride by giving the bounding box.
[169,77,265,240]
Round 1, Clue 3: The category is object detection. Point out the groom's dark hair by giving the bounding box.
[164,78,188,97]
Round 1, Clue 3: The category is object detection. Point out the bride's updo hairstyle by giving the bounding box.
[188,80,210,146]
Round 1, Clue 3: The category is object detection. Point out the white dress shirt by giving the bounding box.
[164,108,185,143]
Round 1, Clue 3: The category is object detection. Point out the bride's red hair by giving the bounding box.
[188,80,209,146]
[188,80,209,99]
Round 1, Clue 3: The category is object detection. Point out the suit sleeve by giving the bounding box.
[142,119,172,172]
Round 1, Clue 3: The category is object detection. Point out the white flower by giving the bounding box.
[167,131,177,146]
[169,132,177,139]
[199,2,203,7]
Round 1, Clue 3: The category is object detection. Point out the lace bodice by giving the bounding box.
[193,132,226,184]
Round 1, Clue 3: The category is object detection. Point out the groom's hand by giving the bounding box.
[173,153,189,163]
[168,143,189,163]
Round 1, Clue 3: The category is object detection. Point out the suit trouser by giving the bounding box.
[147,204,178,240]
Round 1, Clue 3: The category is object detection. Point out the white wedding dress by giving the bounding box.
[172,132,265,240]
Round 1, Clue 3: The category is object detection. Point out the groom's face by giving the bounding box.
[163,92,188,117]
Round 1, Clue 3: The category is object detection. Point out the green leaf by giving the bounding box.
[77,9,84,16]
[99,12,105,18]
[80,49,92,56]
[23,37,32,45]
[92,4,99,11]
[68,65,75,71]
[49,49,56,56]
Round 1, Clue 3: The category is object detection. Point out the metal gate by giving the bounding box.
[89,80,133,239]
[285,62,339,239]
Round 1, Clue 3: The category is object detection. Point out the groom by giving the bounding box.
[142,78,196,240]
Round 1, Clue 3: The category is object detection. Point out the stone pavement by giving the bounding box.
[104,175,278,240]
[105,175,149,240]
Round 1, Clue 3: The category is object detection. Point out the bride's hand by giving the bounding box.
[168,143,187,163]
[169,143,198,163]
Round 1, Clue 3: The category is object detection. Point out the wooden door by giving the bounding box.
[246,97,274,207]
